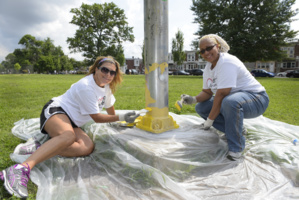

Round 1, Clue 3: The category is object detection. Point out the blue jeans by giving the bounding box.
[195,91,269,153]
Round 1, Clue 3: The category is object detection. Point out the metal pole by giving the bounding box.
[136,0,178,133]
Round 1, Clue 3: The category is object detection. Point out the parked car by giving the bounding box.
[251,69,275,77]
[189,69,204,75]
[173,70,190,75]
[286,70,299,78]
[125,69,139,75]
[276,70,294,77]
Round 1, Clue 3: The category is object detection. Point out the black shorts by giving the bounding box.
[40,100,78,134]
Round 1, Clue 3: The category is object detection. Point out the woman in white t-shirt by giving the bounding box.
[181,34,269,161]
[1,56,139,198]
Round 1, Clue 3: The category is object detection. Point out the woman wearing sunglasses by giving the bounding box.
[1,56,139,198]
[181,34,269,161]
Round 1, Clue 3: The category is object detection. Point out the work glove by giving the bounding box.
[181,94,197,105]
[119,111,140,123]
[199,118,214,130]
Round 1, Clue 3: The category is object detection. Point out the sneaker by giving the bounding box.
[227,151,243,161]
[2,163,30,198]
[14,138,41,155]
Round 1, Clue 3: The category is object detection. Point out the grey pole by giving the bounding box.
[136,0,178,133]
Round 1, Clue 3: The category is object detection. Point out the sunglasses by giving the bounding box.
[98,66,117,76]
[199,44,217,55]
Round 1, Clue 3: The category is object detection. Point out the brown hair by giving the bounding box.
[87,56,123,93]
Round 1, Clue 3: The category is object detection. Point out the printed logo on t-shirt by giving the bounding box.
[207,78,217,94]
[98,96,106,109]
[207,78,213,88]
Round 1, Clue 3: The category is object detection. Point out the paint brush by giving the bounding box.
[138,107,152,115]
[175,99,183,111]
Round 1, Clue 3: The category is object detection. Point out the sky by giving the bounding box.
[0,0,298,63]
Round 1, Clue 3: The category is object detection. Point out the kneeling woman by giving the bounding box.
[181,34,269,161]
[1,56,139,198]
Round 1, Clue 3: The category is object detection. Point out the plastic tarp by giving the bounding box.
[10,111,299,200]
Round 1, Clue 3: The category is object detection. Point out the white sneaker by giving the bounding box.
[227,151,242,161]
[14,138,41,155]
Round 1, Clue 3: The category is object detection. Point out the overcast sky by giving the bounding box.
[0,0,298,63]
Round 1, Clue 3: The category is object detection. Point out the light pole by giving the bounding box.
[136,0,179,133]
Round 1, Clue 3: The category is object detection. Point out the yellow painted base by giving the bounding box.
[136,114,179,134]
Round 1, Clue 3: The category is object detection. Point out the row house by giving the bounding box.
[168,50,207,72]
[254,40,299,73]
[125,40,299,74]
[124,57,144,73]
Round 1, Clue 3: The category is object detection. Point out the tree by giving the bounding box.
[191,0,298,62]
[0,63,4,73]
[3,34,78,73]
[172,30,186,69]
[14,63,21,73]
[67,2,134,64]
[18,34,43,66]
[4,53,16,70]
[106,44,125,66]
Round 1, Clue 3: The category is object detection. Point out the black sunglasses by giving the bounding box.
[98,66,117,76]
[199,44,217,55]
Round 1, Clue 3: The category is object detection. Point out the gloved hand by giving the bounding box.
[119,111,140,123]
[181,94,197,105]
[199,118,214,130]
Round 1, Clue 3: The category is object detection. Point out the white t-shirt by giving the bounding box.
[52,74,115,127]
[203,53,265,94]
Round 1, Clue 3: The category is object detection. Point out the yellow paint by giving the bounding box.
[136,106,179,134]
[148,63,159,73]
[144,67,149,74]
[159,62,168,74]
[140,62,178,133]
[144,62,168,74]
[145,83,156,105]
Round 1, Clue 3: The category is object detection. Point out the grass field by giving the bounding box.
[0,74,299,199]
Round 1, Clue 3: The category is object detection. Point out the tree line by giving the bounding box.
[0,2,134,74]
[0,34,85,74]
[1,0,298,73]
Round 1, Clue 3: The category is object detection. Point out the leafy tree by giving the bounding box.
[3,34,76,73]
[36,55,55,73]
[69,58,83,70]
[41,38,56,56]
[67,2,134,64]
[106,44,125,66]
[18,34,43,66]
[172,30,186,69]
[60,55,73,72]
[14,63,21,73]
[3,53,16,70]
[0,63,5,73]
[191,0,298,62]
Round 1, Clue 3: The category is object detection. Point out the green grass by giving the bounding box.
[0,74,299,199]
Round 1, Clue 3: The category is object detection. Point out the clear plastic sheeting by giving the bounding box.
[10,111,299,200]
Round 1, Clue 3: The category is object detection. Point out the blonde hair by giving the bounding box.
[87,56,123,93]
[199,34,230,53]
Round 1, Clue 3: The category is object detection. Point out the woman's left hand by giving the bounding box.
[199,118,214,130]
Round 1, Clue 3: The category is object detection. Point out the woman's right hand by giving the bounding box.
[181,94,197,105]
[119,112,140,123]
